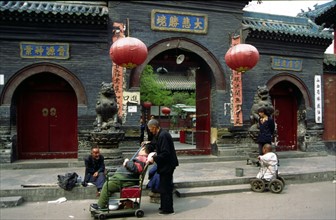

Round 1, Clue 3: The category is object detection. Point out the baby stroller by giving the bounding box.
[90,147,149,219]
[250,156,285,194]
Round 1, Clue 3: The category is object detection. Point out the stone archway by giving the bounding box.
[267,73,312,151]
[129,38,226,154]
[129,37,226,91]
[0,62,87,106]
[267,73,312,108]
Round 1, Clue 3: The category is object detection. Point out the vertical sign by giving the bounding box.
[232,71,243,126]
[230,36,243,126]
[0,75,4,85]
[112,22,126,119]
[314,75,322,123]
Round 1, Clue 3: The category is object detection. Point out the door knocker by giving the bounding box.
[50,107,57,117]
[42,108,48,117]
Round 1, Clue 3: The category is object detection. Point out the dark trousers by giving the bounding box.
[87,172,105,191]
[159,171,174,212]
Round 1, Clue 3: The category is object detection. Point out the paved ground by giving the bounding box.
[1,154,335,190]
[0,181,335,220]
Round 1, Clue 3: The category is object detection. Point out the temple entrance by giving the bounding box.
[17,73,78,159]
[270,81,298,151]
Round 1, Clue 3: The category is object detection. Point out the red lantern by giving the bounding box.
[224,44,259,73]
[161,107,171,115]
[109,37,148,69]
[143,101,152,109]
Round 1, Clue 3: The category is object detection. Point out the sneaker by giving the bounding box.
[90,203,100,210]
[158,211,175,215]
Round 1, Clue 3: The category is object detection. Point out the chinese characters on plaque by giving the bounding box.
[271,56,302,71]
[121,91,140,123]
[314,75,322,123]
[20,42,69,59]
[151,10,208,34]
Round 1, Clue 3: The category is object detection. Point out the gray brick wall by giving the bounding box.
[108,1,247,129]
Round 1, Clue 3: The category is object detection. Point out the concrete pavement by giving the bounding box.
[1,182,335,220]
[1,148,335,205]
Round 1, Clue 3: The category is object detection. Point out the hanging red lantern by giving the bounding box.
[143,101,152,109]
[109,37,148,69]
[224,44,259,73]
[161,107,171,115]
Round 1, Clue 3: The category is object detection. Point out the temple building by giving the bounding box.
[0,1,334,163]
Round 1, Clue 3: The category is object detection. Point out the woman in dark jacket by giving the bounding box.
[257,107,275,155]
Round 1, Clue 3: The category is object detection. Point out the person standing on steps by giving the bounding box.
[146,119,179,216]
[257,107,275,156]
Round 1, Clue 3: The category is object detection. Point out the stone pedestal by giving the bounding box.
[91,130,125,167]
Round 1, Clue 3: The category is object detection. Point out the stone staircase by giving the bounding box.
[0,141,333,207]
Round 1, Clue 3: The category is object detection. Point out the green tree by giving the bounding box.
[171,91,196,106]
[140,65,172,106]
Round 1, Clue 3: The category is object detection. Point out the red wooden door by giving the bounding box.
[18,74,77,159]
[49,91,77,153]
[271,86,298,151]
[195,71,210,151]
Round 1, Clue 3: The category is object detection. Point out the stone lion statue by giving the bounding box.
[93,82,121,132]
[248,85,274,141]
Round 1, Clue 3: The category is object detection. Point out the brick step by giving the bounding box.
[176,184,251,197]
[174,170,335,197]
[0,185,97,203]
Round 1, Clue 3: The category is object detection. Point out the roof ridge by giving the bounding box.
[0,1,108,16]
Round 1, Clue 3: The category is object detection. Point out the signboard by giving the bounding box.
[128,106,137,113]
[271,56,302,71]
[151,9,208,34]
[314,75,322,123]
[231,71,243,126]
[20,42,70,59]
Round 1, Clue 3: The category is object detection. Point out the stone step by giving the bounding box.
[0,185,97,202]
[176,170,335,189]
[0,196,24,208]
[0,151,329,170]
[176,184,251,197]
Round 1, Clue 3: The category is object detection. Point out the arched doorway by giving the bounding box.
[1,63,87,159]
[16,73,78,159]
[130,38,225,153]
[268,74,312,151]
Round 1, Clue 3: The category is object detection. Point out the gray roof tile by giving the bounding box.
[157,73,195,91]
[0,1,108,16]
[243,11,333,40]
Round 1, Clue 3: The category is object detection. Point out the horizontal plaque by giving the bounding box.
[271,56,302,71]
[151,9,208,34]
[20,42,70,59]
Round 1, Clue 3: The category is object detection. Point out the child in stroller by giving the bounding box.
[250,144,285,193]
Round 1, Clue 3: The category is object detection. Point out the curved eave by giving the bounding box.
[247,26,333,40]
[324,54,336,67]
[298,1,336,27]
